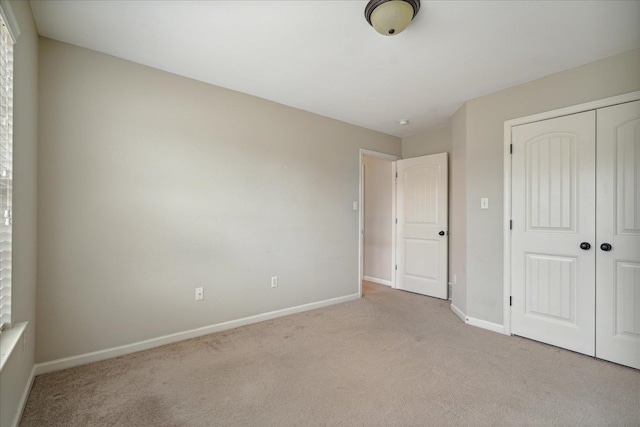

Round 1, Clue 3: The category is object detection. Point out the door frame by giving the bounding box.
[359,149,401,297]
[502,91,640,336]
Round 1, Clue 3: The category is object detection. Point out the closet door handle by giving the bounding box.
[439,231,445,236]
[600,243,612,252]
[579,242,591,250]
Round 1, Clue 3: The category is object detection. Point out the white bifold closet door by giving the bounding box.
[511,111,596,356]
[595,101,640,369]
[511,100,640,369]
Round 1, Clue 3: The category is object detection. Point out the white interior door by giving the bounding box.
[396,153,448,299]
[511,111,596,356]
[596,100,640,369]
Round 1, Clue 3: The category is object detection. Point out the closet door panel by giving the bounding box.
[511,111,596,356]
[596,100,640,369]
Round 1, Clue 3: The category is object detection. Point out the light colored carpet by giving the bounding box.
[21,282,640,426]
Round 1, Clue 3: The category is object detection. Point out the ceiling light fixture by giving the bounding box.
[365,0,420,36]
[398,119,409,125]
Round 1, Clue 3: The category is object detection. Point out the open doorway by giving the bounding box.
[359,149,450,300]
[358,149,400,297]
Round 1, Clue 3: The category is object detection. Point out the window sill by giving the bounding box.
[0,321,27,372]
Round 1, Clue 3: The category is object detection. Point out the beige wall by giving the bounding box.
[465,48,640,324]
[401,124,452,159]
[450,104,466,313]
[36,38,401,363]
[0,2,38,427]
[362,156,393,283]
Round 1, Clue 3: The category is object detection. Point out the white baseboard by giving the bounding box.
[450,303,465,323]
[35,293,360,375]
[363,276,392,287]
[449,303,507,335]
[11,365,35,427]
[466,316,507,335]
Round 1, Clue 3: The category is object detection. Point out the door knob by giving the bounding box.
[439,231,445,236]
[579,242,591,250]
[600,243,612,251]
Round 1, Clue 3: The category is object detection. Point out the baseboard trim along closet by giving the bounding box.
[11,365,35,427]
[466,316,507,335]
[449,303,507,335]
[450,303,466,323]
[363,276,393,287]
[34,293,360,375]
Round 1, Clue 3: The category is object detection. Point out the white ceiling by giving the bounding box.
[29,1,640,137]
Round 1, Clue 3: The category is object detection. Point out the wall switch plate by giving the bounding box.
[481,197,489,209]
[452,273,457,284]
[271,276,278,288]
[195,287,204,301]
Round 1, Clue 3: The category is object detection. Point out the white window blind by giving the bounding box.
[0,13,13,332]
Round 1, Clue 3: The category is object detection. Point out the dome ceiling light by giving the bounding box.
[365,0,420,36]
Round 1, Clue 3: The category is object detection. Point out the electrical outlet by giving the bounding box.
[271,276,278,288]
[195,287,204,301]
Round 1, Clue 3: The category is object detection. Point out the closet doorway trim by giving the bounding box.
[502,91,640,336]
